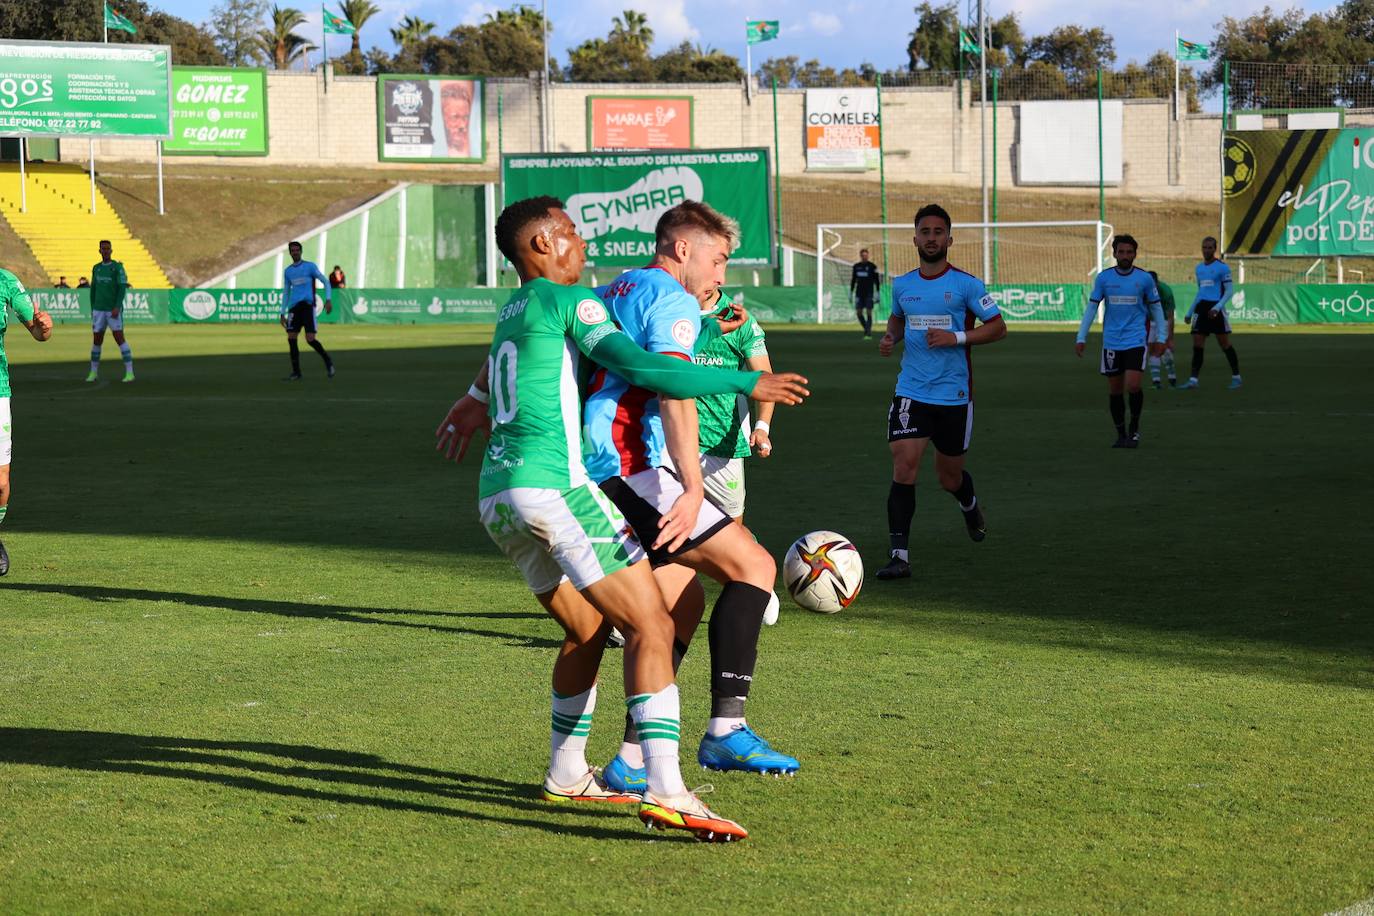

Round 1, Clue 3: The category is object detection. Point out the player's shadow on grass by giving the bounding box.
[0,727,643,841]
[3,583,559,650]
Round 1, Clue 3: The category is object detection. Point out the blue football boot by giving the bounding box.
[601,753,647,795]
[698,724,799,776]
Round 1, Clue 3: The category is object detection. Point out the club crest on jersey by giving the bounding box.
[671,318,696,348]
[577,299,607,325]
[945,291,953,302]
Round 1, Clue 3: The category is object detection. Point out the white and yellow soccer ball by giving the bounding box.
[783,531,863,614]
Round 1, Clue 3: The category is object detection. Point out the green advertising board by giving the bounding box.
[166,67,267,156]
[1224,128,1374,257]
[169,289,340,323]
[0,39,171,138]
[502,149,774,267]
[1296,285,1374,323]
[985,283,1087,321]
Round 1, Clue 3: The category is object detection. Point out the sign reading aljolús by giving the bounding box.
[1224,128,1374,257]
[166,66,267,155]
[805,88,879,172]
[0,39,171,138]
[377,75,485,163]
[169,289,339,323]
[502,149,774,266]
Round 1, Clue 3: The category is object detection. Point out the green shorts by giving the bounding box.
[478,482,645,595]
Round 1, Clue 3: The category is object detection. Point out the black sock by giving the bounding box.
[708,582,769,711]
[863,308,873,334]
[951,470,976,510]
[1223,345,1240,375]
[1109,393,1126,437]
[308,338,332,366]
[887,481,916,553]
[1128,390,1144,434]
[1191,346,1204,377]
[288,338,301,373]
[624,638,689,744]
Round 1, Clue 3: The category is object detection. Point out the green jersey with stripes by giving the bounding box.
[479,278,624,498]
[694,299,767,459]
[0,268,36,399]
[90,259,128,312]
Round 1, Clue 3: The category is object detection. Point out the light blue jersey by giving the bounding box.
[282,260,330,313]
[889,265,999,406]
[1080,267,1166,349]
[1187,259,1234,318]
[583,267,702,481]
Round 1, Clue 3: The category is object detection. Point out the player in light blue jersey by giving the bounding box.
[1180,236,1241,390]
[586,201,804,782]
[280,241,334,381]
[1077,235,1166,448]
[875,203,1007,580]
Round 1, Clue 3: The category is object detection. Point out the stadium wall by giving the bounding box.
[54,71,1222,200]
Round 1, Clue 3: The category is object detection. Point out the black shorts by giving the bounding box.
[1100,346,1147,376]
[887,396,972,457]
[855,294,875,310]
[284,302,317,334]
[1191,305,1232,336]
[598,472,733,569]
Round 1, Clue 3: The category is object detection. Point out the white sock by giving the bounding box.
[119,342,133,372]
[90,347,101,373]
[550,684,596,785]
[707,715,745,737]
[617,740,644,769]
[892,548,909,562]
[628,684,686,797]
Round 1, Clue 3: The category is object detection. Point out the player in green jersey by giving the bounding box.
[1146,270,1177,388]
[0,268,54,576]
[694,287,775,524]
[86,240,134,383]
[435,196,808,842]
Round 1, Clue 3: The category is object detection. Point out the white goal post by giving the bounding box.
[814,220,1113,325]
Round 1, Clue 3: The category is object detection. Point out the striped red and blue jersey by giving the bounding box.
[583,267,701,481]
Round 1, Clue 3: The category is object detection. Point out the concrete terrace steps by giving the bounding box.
[0,162,171,288]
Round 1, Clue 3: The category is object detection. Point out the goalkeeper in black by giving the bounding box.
[850,249,881,339]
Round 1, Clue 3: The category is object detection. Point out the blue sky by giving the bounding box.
[165,0,1340,74]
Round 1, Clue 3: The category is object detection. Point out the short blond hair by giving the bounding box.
[655,200,740,254]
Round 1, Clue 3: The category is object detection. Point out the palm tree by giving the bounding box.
[488,5,548,39]
[611,10,653,50]
[256,5,315,70]
[390,14,435,48]
[337,0,379,55]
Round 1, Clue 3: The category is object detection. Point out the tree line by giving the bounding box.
[1,0,1370,106]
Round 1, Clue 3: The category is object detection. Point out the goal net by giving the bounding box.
[813,221,1112,324]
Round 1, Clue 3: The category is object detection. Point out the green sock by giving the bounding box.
[0,505,7,527]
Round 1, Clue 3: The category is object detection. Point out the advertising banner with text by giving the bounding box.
[805,88,879,172]
[169,289,340,323]
[166,66,267,155]
[1224,128,1374,257]
[336,288,505,322]
[502,149,774,266]
[0,39,171,138]
[377,75,485,163]
[588,96,692,150]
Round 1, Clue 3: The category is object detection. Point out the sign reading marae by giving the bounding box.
[0,39,171,138]
[502,149,773,266]
[1225,128,1374,257]
[805,88,879,172]
[588,96,692,150]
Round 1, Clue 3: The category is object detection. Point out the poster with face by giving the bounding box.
[378,76,484,162]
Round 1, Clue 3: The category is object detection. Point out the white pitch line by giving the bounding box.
[39,394,440,404]
[1327,896,1374,916]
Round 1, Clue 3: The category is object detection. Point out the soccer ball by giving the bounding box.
[1223,137,1256,197]
[782,531,863,614]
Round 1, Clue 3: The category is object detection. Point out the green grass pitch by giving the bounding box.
[2,323,1372,912]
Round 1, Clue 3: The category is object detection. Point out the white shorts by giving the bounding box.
[92,311,124,333]
[700,454,746,519]
[598,466,733,567]
[478,482,645,595]
[0,397,10,465]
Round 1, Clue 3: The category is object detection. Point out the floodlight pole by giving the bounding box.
[978,0,989,279]
[745,21,752,105]
[541,0,550,152]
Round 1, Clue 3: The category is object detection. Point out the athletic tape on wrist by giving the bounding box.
[467,384,489,404]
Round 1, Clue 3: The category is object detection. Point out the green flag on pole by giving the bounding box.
[322,6,356,34]
[1176,37,1208,60]
[959,28,980,55]
[104,3,137,34]
[746,20,780,44]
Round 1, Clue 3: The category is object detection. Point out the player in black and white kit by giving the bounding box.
[851,249,881,339]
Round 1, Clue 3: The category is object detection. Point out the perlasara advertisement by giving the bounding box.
[0,39,171,138]
[165,66,267,155]
[588,96,692,150]
[805,88,879,171]
[377,75,484,163]
[1224,128,1374,256]
[502,149,774,266]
